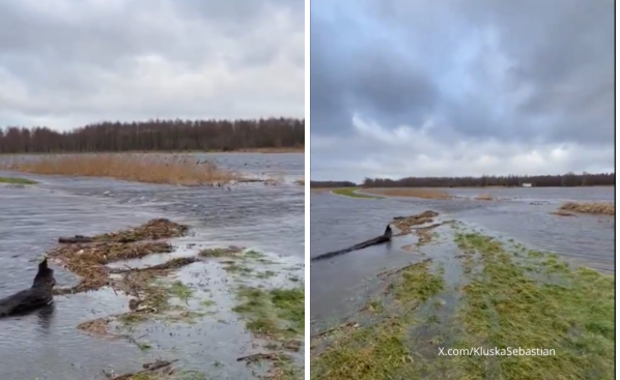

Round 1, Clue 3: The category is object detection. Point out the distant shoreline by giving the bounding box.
[0,146,305,156]
[310,184,615,190]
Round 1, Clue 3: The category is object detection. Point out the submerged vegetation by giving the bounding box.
[232,285,305,379]
[0,176,37,185]
[45,218,304,379]
[233,286,304,339]
[311,226,614,380]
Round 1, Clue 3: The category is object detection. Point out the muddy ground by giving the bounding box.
[310,187,614,380]
[0,152,304,380]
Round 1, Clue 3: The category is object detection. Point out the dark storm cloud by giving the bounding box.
[311,0,614,145]
[310,0,614,180]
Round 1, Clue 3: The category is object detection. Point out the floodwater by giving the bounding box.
[310,187,614,330]
[0,153,304,380]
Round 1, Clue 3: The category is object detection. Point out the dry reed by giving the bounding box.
[0,153,240,185]
[558,202,615,216]
[550,210,576,217]
[392,210,440,236]
[264,173,286,186]
[230,146,304,153]
[363,188,453,200]
[474,194,496,201]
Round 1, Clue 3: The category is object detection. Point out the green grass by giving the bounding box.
[135,341,152,351]
[199,247,242,258]
[233,286,305,339]
[168,280,193,303]
[453,232,614,380]
[311,229,614,380]
[201,299,216,308]
[311,260,443,380]
[331,187,381,199]
[0,176,37,185]
[244,249,266,259]
[223,263,253,274]
[256,270,277,279]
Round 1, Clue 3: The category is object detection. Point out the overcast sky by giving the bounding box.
[310,0,614,181]
[0,0,304,131]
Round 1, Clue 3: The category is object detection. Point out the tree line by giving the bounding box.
[0,118,304,153]
[311,172,615,188]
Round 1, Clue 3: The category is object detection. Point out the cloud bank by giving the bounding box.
[310,0,614,182]
[0,0,304,131]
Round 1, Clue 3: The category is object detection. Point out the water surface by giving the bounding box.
[0,153,304,380]
[310,187,614,329]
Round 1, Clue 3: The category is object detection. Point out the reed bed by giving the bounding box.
[0,153,240,185]
[362,187,453,200]
[558,201,615,216]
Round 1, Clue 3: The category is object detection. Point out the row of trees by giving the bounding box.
[0,118,305,153]
[311,172,615,188]
[310,181,357,188]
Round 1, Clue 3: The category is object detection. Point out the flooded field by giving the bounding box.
[0,153,304,380]
[310,187,614,379]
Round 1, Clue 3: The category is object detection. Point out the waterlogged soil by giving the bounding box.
[310,187,614,378]
[0,153,304,380]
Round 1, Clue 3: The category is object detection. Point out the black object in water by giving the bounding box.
[311,224,393,262]
[0,258,56,317]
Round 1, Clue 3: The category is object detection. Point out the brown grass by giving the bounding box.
[50,219,191,294]
[550,210,576,217]
[294,179,305,186]
[264,173,286,186]
[474,194,496,201]
[0,153,241,185]
[363,188,453,200]
[559,201,615,216]
[100,359,179,380]
[392,210,439,236]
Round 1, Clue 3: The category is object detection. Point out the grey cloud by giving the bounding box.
[0,0,304,129]
[311,0,614,147]
[310,0,613,179]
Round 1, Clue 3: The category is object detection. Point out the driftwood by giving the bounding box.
[311,224,393,262]
[0,258,56,317]
[104,359,178,380]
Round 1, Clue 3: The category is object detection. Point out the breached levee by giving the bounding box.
[311,225,393,262]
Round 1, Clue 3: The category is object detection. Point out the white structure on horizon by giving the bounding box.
[522,183,532,187]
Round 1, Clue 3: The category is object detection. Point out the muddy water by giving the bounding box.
[0,153,304,380]
[310,187,614,330]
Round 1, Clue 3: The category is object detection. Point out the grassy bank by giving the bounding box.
[311,228,614,380]
[0,176,37,185]
[332,188,382,199]
[0,153,241,185]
